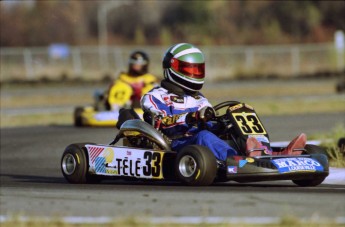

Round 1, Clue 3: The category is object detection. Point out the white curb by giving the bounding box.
[323,167,345,185]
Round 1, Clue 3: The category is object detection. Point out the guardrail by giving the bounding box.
[1,43,344,82]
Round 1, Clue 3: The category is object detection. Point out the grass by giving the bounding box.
[1,112,73,128]
[1,98,343,128]
[1,216,344,227]
[226,99,344,116]
[327,144,345,168]
[2,80,344,128]
[1,101,343,132]
[310,125,345,167]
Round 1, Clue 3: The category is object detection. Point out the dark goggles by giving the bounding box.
[171,58,205,79]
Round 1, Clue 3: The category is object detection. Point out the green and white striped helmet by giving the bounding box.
[162,43,205,92]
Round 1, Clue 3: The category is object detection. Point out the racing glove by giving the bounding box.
[186,106,215,124]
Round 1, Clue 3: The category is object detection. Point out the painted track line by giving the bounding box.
[1,215,345,224]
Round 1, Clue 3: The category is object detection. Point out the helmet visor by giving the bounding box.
[129,58,147,65]
[171,58,205,79]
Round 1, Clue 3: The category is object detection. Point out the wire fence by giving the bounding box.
[0,43,344,82]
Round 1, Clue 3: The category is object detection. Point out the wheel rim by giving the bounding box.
[62,153,77,175]
[179,155,197,177]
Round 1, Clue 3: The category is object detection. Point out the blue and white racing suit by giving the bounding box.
[141,86,238,161]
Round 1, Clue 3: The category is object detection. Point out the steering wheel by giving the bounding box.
[213,101,241,118]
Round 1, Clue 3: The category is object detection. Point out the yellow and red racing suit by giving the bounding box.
[106,72,157,110]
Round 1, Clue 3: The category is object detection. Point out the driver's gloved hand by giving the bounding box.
[199,106,216,122]
[186,106,215,124]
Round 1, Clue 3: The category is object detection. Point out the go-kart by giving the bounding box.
[74,90,143,127]
[62,101,329,186]
[74,105,143,127]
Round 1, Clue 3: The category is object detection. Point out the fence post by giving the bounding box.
[291,47,300,76]
[113,47,123,74]
[23,48,34,80]
[72,47,82,77]
[335,30,345,71]
[245,48,254,71]
[99,45,109,73]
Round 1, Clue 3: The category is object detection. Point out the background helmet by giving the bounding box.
[162,43,205,92]
[128,51,149,76]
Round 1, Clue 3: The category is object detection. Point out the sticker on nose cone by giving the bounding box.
[239,160,248,168]
[227,166,238,174]
[272,157,323,173]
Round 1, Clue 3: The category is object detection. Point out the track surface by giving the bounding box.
[1,113,345,219]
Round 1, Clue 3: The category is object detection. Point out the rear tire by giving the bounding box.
[175,145,217,186]
[303,144,328,156]
[61,143,99,183]
[74,107,84,127]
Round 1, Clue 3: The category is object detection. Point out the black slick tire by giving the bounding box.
[61,143,99,183]
[175,145,217,186]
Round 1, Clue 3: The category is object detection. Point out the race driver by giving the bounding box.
[104,51,157,110]
[141,43,307,161]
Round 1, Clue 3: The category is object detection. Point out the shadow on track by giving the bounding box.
[2,174,344,193]
[1,174,65,184]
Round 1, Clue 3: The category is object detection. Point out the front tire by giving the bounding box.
[292,178,326,187]
[61,143,99,183]
[292,145,328,187]
[175,145,217,186]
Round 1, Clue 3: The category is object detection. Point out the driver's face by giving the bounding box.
[131,64,145,72]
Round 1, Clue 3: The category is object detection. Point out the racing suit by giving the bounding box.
[141,80,238,161]
[106,72,157,110]
[92,73,156,123]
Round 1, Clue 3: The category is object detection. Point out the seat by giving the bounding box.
[119,119,171,150]
[116,108,141,130]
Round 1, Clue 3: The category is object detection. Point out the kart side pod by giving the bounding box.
[114,119,171,150]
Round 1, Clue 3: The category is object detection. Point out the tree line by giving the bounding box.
[1,0,344,47]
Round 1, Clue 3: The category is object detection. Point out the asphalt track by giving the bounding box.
[1,113,345,223]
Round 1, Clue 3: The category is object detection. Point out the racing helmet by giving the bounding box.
[128,51,149,76]
[163,43,205,92]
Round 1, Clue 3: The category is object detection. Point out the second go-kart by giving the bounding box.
[74,89,143,127]
[74,105,143,127]
[62,101,329,186]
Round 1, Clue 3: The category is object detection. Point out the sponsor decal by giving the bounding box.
[106,169,118,174]
[161,114,184,126]
[88,146,105,164]
[112,157,142,177]
[272,157,323,173]
[244,104,254,110]
[170,96,184,103]
[239,160,248,168]
[95,157,106,173]
[227,166,238,174]
[229,104,243,112]
[246,157,254,163]
[162,95,173,106]
[103,148,114,163]
[88,146,164,179]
